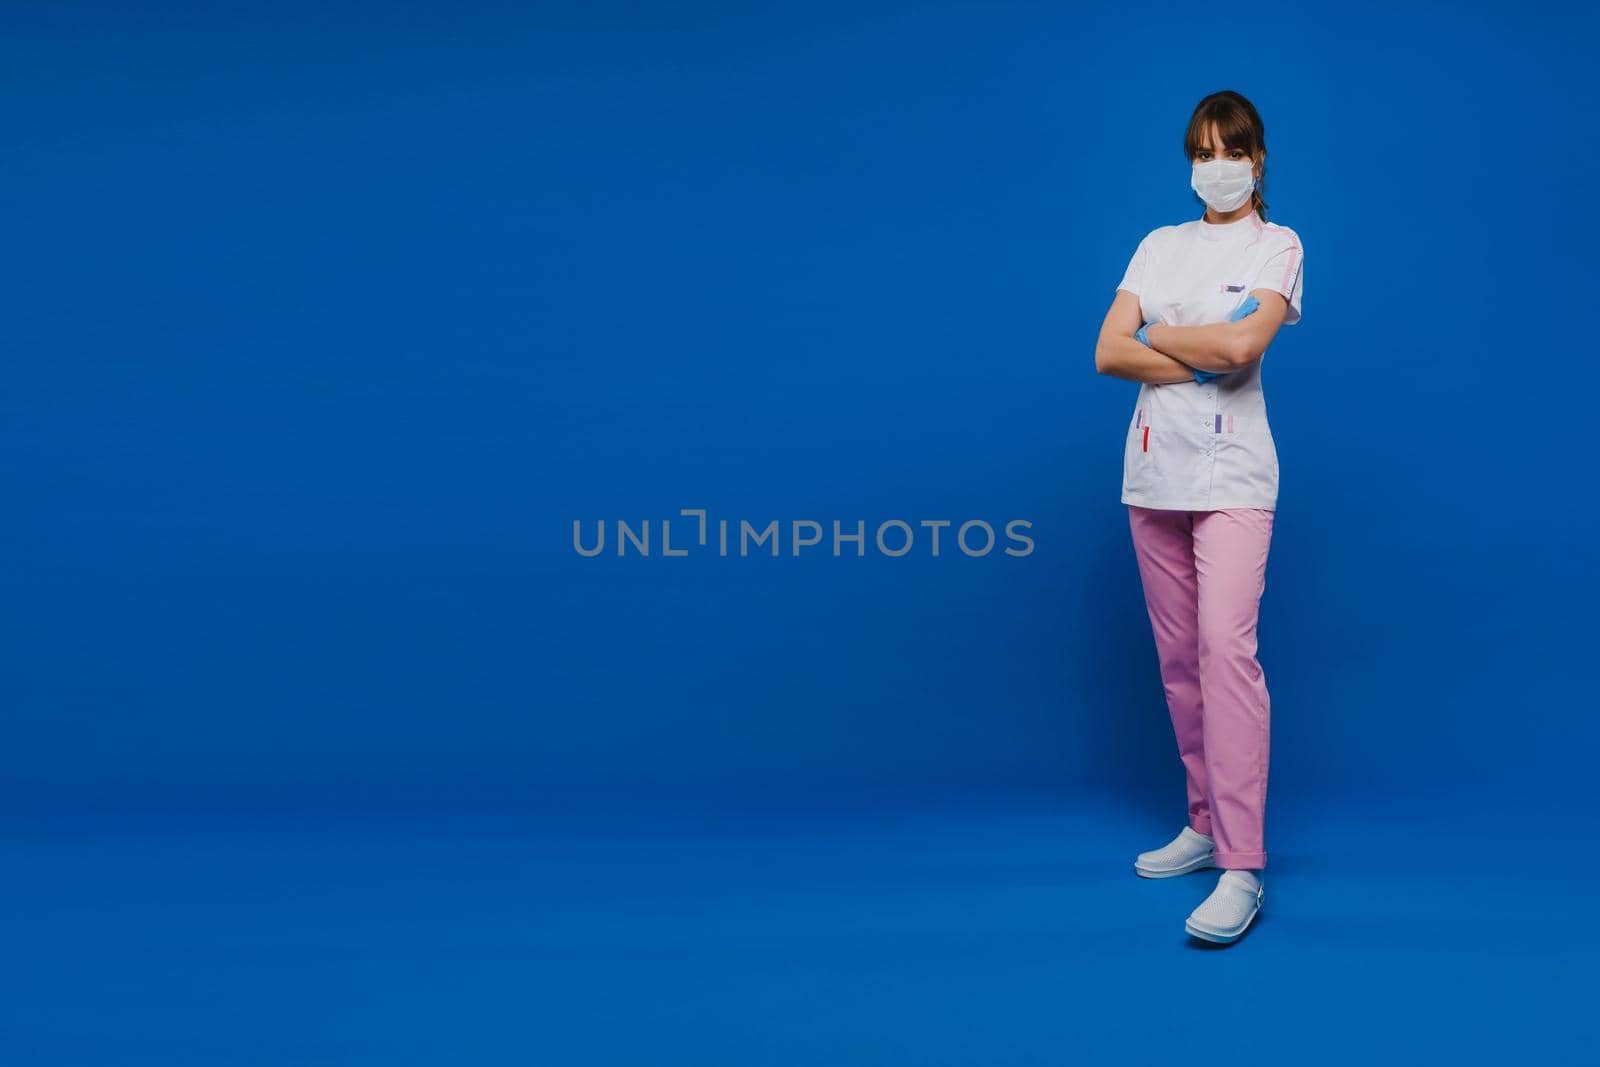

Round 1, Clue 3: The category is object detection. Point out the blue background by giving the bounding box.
[4,2,1596,1063]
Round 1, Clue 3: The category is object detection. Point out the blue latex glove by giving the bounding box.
[1135,322,1154,348]
[1192,295,1261,384]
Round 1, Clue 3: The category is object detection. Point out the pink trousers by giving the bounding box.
[1128,505,1274,870]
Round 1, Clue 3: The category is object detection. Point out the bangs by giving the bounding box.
[1185,103,1260,159]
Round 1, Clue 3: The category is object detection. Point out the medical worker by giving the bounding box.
[1094,90,1304,944]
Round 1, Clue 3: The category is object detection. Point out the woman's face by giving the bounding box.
[1192,123,1259,179]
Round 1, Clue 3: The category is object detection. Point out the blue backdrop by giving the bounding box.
[8,0,1594,806]
[4,3,1597,1063]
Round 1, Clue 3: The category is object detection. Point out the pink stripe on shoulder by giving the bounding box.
[1264,222,1303,294]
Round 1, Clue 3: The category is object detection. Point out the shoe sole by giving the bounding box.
[1185,901,1261,944]
[1134,853,1216,879]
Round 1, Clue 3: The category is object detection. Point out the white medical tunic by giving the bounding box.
[1115,211,1304,511]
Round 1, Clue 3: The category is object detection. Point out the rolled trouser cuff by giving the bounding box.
[1213,850,1266,870]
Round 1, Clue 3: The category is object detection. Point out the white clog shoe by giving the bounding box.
[1134,826,1216,878]
[1185,870,1263,943]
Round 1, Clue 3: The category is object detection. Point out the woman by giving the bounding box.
[1094,90,1304,944]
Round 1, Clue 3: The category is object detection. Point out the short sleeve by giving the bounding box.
[1252,233,1303,326]
[1115,235,1149,297]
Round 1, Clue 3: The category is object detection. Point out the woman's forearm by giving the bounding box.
[1146,321,1250,372]
[1095,334,1195,385]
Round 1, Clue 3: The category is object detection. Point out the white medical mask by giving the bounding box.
[1190,159,1257,212]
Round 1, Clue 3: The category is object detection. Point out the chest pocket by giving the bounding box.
[1161,277,1254,325]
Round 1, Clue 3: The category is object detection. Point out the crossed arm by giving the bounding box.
[1094,288,1291,385]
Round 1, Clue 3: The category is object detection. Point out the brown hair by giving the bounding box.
[1184,90,1269,221]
